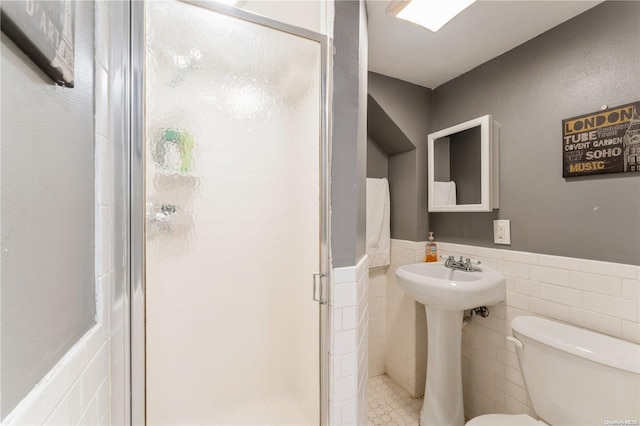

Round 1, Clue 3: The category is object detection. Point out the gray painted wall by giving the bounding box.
[368,72,433,241]
[433,138,450,181]
[367,135,388,178]
[357,0,367,266]
[432,1,640,265]
[331,0,367,268]
[388,150,418,240]
[1,1,96,417]
[450,127,481,205]
[368,95,414,155]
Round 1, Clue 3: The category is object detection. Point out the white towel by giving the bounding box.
[366,178,391,268]
[433,181,457,205]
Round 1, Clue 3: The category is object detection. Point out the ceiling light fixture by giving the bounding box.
[387,0,476,32]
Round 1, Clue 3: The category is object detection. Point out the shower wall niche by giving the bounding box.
[366,72,433,397]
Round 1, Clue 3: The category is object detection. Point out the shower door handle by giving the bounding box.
[313,272,327,305]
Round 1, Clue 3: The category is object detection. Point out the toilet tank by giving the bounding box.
[511,316,640,426]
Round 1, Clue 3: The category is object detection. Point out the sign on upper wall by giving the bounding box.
[562,101,640,177]
[1,0,75,87]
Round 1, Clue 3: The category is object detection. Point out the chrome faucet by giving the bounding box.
[443,255,481,272]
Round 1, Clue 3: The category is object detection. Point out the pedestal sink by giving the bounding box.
[395,261,505,426]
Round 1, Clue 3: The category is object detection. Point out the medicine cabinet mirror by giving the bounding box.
[428,115,499,212]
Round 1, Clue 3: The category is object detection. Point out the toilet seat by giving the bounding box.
[466,413,548,426]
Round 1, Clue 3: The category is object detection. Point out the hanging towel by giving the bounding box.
[433,181,457,205]
[366,178,391,268]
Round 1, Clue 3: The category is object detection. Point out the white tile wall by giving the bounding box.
[2,5,114,424]
[374,240,640,421]
[356,257,369,426]
[3,328,110,426]
[437,242,640,420]
[368,267,387,378]
[330,255,369,426]
[384,240,428,398]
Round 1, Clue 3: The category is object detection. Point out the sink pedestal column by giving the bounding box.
[421,308,464,426]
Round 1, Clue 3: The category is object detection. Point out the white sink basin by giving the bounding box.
[395,261,506,425]
[395,261,505,311]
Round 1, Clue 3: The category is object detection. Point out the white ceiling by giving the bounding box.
[367,0,604,88]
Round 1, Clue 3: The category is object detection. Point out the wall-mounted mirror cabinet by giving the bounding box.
[428,115,499,212]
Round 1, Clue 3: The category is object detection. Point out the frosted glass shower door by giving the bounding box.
[144,2,324,425]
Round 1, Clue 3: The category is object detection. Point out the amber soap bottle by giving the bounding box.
[425,232,438,262]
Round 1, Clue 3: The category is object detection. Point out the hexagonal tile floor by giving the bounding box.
[367,375,423,426]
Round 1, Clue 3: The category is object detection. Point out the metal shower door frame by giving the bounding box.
[129,1,332,424]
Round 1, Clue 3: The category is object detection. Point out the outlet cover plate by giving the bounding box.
[494,219,511,245]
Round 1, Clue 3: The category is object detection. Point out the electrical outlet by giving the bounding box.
[494,219,511,245]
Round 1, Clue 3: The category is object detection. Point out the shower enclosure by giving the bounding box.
[130,1,330,424]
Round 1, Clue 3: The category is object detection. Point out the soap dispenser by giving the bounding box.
[425,232,438,262]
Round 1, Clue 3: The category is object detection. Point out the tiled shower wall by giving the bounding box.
[2,3,113,425]
[331,255,369,426]
[380,239,640,420]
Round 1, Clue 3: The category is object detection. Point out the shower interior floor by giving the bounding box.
[367,374,422,426]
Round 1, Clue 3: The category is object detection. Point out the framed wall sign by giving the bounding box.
[563,101,640,177]
[1,0,75,87]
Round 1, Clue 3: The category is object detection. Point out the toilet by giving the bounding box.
[466,316,640,426]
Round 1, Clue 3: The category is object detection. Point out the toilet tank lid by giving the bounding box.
[511,316,640,374]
